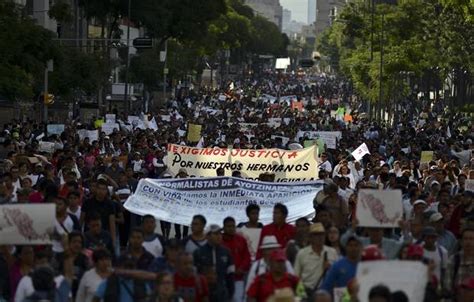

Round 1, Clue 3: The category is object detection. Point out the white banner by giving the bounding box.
[124,177,323,226]
[357,261,427,302]
[0,204,55,244]
[165,144,319,182]
[356,189,403,228]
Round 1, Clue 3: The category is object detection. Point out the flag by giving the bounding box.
[352,143,370,161]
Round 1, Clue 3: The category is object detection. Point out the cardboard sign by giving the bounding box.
[187,124,202,142]
[38,142,56,153]
[101,123,120,135]
[357,261,428,302]
[105,114,116,123]
[46,124,65,135]
[357,189,403,228]
[420,151,434,164]
[0,204,55,244]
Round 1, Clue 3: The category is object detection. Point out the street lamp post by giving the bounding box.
[123,0,131,113]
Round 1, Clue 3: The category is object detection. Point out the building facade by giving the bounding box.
[314,0,346,36]
[245,0,283,30]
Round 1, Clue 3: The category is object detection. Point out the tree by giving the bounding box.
[0,1,59,101]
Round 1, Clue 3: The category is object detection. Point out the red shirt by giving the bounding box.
[256,222,296,258]
[174,273,209,302]
[222,233,251,280]
[247,272,300,302]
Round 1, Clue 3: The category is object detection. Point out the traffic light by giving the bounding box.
[133,38,153,49]
[41,93,55,105]
[299,59,315,68]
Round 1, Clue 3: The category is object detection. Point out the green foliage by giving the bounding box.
[0,1,58,100]
[317,0,474,104]
[49,49,111,98]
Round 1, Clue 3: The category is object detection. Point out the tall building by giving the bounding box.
[308,0,316,24]
[245,0,284,30]
[282,8,291,31]
[314,0,346,36]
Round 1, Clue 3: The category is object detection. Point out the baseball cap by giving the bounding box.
[407,244,424,258]
[361,245,385,261]
[269,249,287,262]
[177,168,188,176]
[429,212,443,223]
[205,224,222,235]
[309,223,326,234]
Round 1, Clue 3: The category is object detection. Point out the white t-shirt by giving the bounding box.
[238,226,262,262]
[67,207,82,221]
[53,216,75,253]
[76,269,106,302]
[15,275,65,302]
[423,245,448,282]
[142,235,163,258]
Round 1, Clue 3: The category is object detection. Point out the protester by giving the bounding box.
[246,249,304,302]
[294,223,338,298]
[193,224,234,302]
[0,71,472,302]
[256,203,296,258]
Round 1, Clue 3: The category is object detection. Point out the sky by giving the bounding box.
[280,0,308,24]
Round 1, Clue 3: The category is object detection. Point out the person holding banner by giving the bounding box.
[256,203,296,259]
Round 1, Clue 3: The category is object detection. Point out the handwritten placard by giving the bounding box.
[357,189,403,228]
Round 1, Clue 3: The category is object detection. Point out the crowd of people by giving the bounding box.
[0,71,473,302]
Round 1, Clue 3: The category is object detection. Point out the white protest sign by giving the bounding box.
[283,118,291,125]
[165,144,319,182]
[0,204,55,244]
[105,114,116,123]
[357,261,427,302]
[46,124,65,135]
[466,179,474,192]
[160,115,171,122]
[218,94,227,101]
[352,143,370,161]
[357,189,403,228]
[101,123,120,135]
[124,177,323,226]
[267,118,282,128]
[38,141,56,153]
[77,129,99,142]
[146,117,158,130]
[177,129,186,137]
[295,131,342,149]
[127,115,141,124]
[240,123,258,131]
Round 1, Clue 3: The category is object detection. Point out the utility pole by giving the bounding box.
[43,66,49,123]
[369,0,375,122]
[379,13,385,123]
[43,60,53,124]
[123,0,131,113]
[163,39,168,102]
